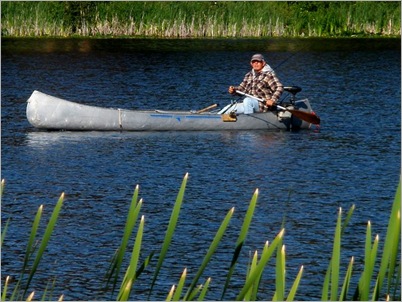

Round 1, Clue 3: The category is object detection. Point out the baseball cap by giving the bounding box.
[251,54,265,62]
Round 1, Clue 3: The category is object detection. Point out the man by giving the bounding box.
[228,54,283,114]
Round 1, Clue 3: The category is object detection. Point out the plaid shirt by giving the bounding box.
[235,70,284,112]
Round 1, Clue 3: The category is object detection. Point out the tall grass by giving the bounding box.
[1,1,400,38]
[1,176,401,300]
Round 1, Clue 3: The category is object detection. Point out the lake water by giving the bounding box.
[1,38,400,301]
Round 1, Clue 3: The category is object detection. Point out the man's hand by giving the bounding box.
[265,99,276,107]
[228,86,235,94]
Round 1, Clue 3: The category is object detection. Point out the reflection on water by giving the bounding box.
[1,38,400,300]
[2,37,401,55]
[26,131,125,146]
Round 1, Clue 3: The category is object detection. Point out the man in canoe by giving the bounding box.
[228,53,284,114]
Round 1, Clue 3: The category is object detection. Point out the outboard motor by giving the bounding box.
[278,86,303,128]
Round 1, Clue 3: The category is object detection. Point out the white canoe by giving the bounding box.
[26,90,317,131]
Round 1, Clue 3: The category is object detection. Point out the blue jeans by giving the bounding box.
[218,97,261,114]
[234,97,260,114]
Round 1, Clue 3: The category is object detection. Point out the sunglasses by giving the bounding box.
[251,60,263,63]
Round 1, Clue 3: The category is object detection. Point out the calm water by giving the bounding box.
[1,38,400,301]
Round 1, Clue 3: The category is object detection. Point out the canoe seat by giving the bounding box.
[284,86,302,95]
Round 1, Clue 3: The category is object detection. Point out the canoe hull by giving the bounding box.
[26,90,314,131]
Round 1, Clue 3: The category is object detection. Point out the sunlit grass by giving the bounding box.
[1,2,400,37]
[1,176,400,301]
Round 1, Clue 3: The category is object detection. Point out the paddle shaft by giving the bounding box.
[235,90,320,125]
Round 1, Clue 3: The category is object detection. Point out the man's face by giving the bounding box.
[250,60,265,72]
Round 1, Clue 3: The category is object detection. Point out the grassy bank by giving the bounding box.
[1,1,400,38]
[1,176,401,300]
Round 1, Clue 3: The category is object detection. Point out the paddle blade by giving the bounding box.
[288,109,320,125]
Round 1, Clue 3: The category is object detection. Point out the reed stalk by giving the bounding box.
[339,257,354,301]
[273,244,286,301]
[221,188,258,299]
[184,207,235,300]
[22,205,43,279]
[372,179,401,300]
[286,265,304,301]
[117,215,145,301]
[149,173,188,296]
[172,268,187,301]
[166,285,175,301]
[1,218,10,247]
[105,185,143,293]
[23,193,64,296]
[244,251,259,301]
[1,177,400,301]
[2,276,10,301]
[197,277,211,301]
[330,207,342,300]
[1,179,5,197]
[236,229,285,300]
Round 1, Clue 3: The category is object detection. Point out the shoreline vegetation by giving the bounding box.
[1,1,400,38]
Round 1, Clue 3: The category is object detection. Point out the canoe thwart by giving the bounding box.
[196,103,218,113]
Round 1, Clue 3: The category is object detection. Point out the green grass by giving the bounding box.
[1,176,401,300]
[1,1,400,38]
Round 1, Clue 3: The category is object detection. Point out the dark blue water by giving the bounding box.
[1,38,400,301]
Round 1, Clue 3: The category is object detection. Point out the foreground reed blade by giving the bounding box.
[244,251,259,301]
[166,285,175,301]
[236,229,285,300]
[286,265,304,301]
[221,188,258,300]
[1,179,4,197]
[356,222,379,301]
[22,205,43,278]
[2,276,10,301]
[185,207,235,300]
[197,277,211,301]
[23,193,64,296]
[273,244,286,301]
[0,180,8,247]
[373,179,401,300]
[41,276,59,301]
[149,173,188,297]
[1,218,10,247]
[330,207,342,300]
[339,257,354,301]
[172,268,187,301]
[321,206,345,301]
[106,185,142,293]
[117,215,145,300]
[26,291,35,301]
[341,204,355,236]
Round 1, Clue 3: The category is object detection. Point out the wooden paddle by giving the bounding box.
[196,103,218,113]
[235,90,320,125]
